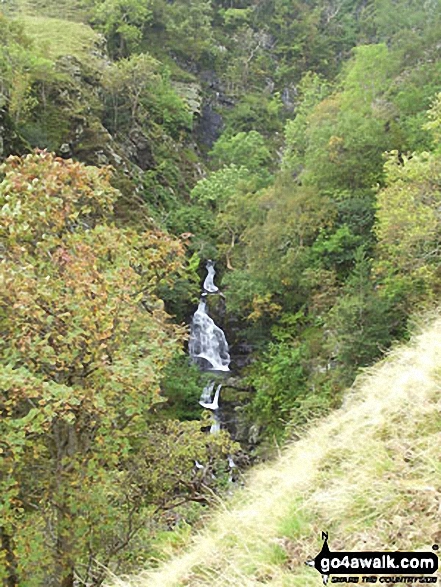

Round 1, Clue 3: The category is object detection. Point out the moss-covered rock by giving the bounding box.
[0,109,29,160]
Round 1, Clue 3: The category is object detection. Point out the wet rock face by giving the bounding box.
[193,69,236,148]
[194,103,223,148]
[281,84,298,112]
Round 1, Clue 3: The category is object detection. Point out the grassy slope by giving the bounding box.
[2,0,99,62]
[18,15,100,61]
[109,314,441,586]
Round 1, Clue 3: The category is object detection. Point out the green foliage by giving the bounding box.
[310,225,363,277]
[299,44,401,192]
[222,7,252,29]
[102,52,159,131]
[223,93,283,135]
[209,130,272,175]
[248,343,305,433]
[374,149,441,310]
[262,0,362,82]
[190,164,251,205]
[4,0,441,539]
[424,91,441,145]
[282,72,330,175]
[0,14,54,126]
[159,355,204,420]
[246,340,321,440]
[190,131,274,274]
[161,0,214,61]
[326,250,396,381]
[242,178,335,306]
[93,0,153,57]
[102,53,191,136]
[214,17,441,445]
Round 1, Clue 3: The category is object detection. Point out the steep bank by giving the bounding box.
[109,314,441,586]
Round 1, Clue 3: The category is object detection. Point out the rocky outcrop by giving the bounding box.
[121,127,155,171]
[193,69,235,148]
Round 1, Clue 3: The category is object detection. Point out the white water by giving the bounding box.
[190,261,230,434]
[203,260,219,293]
[210,412,221,434]
[199,383,222,410]
[200,381,215,404]
[189,298,230,372]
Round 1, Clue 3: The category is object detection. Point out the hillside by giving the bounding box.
[109,315,441,586]
[3,1,441,584]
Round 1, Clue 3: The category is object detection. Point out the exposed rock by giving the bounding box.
[248,424,261,445]
[194,104,223,148]
[233,406,261,446]
[59,143,72,158]
[56,55,84,83]
[122,127,155,171]
[171,81,202,116]
[281,84,298,111]
[264,78,275,94]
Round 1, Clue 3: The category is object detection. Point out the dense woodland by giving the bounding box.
[2,0,441,584]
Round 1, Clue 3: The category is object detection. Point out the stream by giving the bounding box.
[189,260,230,435]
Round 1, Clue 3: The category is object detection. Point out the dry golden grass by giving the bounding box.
[108,315,441,587]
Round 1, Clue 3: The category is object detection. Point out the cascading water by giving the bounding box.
[189,293,230,372]
[199,383,222,410]
[203,259,219,294]
[189,260,230,433]
[199,381,215,404]
[209,412,221,434]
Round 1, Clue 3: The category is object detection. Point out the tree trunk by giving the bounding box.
[0,527,19,587]
[51,419,78,587]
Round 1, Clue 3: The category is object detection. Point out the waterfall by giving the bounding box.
[210,412,221,434]
[199,383,222,410]
[199,381,215,404]
[203,259,219,293]
[190,261,230,433]
[189,302,230,373]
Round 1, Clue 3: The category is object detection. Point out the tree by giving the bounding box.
[102,53,160,131]
[326,249,394,381]
[242,176,335,309]
[190,163,252,205]
[160,0,214,61]
[93,0,153,57]
[282,72,330,177]
[209,130,272,175]
[300,44,400,193]
[246,341,308,440]
[374,149,441,310]
[0,152,234,586]
[102,53,191,139]
[0,14,54,128]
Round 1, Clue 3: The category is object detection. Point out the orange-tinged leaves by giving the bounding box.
[0,151,195,584]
